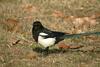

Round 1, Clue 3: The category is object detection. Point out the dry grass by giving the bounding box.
[0,0,100,67]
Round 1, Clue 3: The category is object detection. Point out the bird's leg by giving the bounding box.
[44,47,49,52]
[43,47,49,55]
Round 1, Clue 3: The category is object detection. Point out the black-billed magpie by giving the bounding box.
[32,21,100,52]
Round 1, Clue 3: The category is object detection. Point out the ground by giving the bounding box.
[0,0,100,67]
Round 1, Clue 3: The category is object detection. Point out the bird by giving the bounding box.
[32,21,100,53]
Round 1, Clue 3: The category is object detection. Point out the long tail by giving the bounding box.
[63,32,100,39]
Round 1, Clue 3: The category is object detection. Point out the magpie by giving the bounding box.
[32,21,100,52]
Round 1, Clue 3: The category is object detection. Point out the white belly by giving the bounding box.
[38,36,56,48]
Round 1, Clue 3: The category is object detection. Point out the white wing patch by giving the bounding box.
[39,32,48,36]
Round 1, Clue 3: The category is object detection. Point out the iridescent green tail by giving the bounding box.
[63,32,100,39]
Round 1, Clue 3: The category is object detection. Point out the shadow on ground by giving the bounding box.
[32,47,63,54]
[33,47,100,56]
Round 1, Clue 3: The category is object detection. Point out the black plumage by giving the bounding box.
[32,21,67,44]
[32,21,100,52]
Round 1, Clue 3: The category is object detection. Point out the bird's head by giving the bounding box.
[33,21,44,29]
[32,21,44,33]
[33,21,43,27]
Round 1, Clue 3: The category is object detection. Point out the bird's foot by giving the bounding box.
[41,47,49,56]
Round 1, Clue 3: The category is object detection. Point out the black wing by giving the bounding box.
[42,28,67,44]
[42,28,65,37]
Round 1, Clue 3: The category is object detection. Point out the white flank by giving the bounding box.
[38,36,56,48]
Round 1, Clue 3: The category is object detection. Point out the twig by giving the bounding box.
[12,40,20,45]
